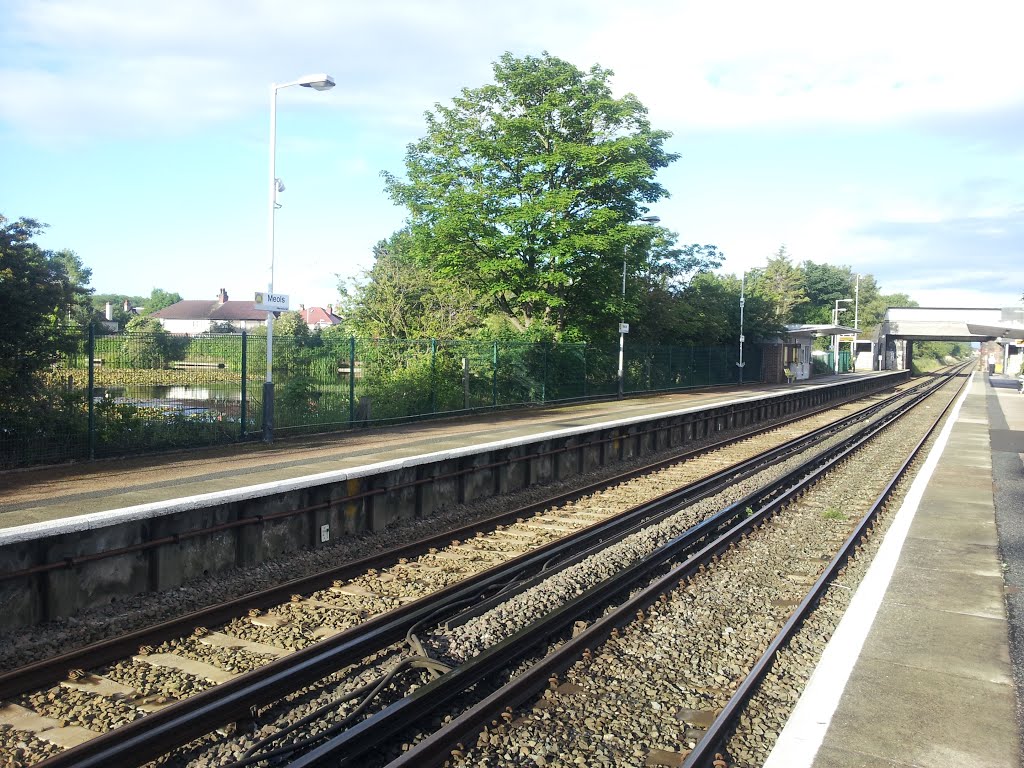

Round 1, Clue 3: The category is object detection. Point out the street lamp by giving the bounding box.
[263,73,335,442]
[737,272,746,384]
[853,273,861,370]
[833,298,852,373]
[618,215,660,399]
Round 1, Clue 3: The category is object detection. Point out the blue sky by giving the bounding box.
[2,0,1023,312]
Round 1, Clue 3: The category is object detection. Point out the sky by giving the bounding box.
[2,0,1023,313]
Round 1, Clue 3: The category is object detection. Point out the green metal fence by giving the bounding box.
[814,350,852,376]
[0,329,764,468]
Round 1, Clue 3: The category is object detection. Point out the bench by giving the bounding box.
[784,366,797,384]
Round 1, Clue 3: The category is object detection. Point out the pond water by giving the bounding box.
[99,384,245,402]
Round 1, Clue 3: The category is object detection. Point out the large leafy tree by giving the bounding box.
[383,52,679,338]
[0,215,90,399]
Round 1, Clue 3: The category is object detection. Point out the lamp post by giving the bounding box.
[832,298,852,373]
[263,73,335,442]
[737,272,746,384]
[618,215,660,399]
[853,273,861,370]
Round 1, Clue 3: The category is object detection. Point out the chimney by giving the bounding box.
[327,304,334,317]
[218,288,228,304]
[123,299,131,313]
[105,302,113,321]
[299,303,305,312]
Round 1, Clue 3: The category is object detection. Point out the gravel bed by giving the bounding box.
[432,407,877,664]
[0,726,61,768]
[20,685,142,732]
[170,646,422,766]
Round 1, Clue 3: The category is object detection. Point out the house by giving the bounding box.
[150,289,267,334]
[298,304,342,330]
[98,298,142,332]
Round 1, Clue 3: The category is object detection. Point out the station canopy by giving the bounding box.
[785,324,861,338]
[965,321,1024,339]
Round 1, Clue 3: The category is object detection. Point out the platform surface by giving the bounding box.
[0,374,884,530]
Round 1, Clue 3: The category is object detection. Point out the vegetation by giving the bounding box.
[910,341,973,373]
[382,52,700,341]
[0,215,92,400]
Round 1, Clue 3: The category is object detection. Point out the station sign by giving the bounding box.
[619,323,630,334]
[254,292,290,312]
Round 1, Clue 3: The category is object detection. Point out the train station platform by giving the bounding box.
[766,371,1023,768]
[0,373,889,531]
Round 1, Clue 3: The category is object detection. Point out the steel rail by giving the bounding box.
[308,366,966,768]
[680,365,973,767]
[0,376,917,702]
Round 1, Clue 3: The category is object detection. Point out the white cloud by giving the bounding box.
[4,0,1024,142]
[578,0,1024,129]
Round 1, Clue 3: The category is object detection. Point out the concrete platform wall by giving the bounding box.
[0,373,908,628]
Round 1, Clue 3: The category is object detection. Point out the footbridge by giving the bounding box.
[877,306,1024,369]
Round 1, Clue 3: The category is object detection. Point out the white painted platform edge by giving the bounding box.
[0,373,894,545]
[762,371,974,768]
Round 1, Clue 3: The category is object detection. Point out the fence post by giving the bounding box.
[492,341,498,408]
[541,343,548,403]
[431,339,437,414]
[582,344,587,398]
[349,336,356,425]
[240,331,248,439]
[87,323,95,460]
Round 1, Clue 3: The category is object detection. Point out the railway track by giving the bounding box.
[379,364,974,768]
[0,372,957,767]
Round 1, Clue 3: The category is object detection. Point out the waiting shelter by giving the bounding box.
[782,324,860,381]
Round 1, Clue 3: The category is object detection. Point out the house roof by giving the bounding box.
[301,307,342,326]
[151,300,267,322]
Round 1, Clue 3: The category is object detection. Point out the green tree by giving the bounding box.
[50,249,94,326]
[653,272,781,346]
[121,315,175,367]
[749,246,807,324]
[383,52,679,338]
[792,262,856,325]
[144,288,183,314]
[92,293,146,328]
[338,232,484,339]
[0,215,87,399]
[270,310,319,420]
